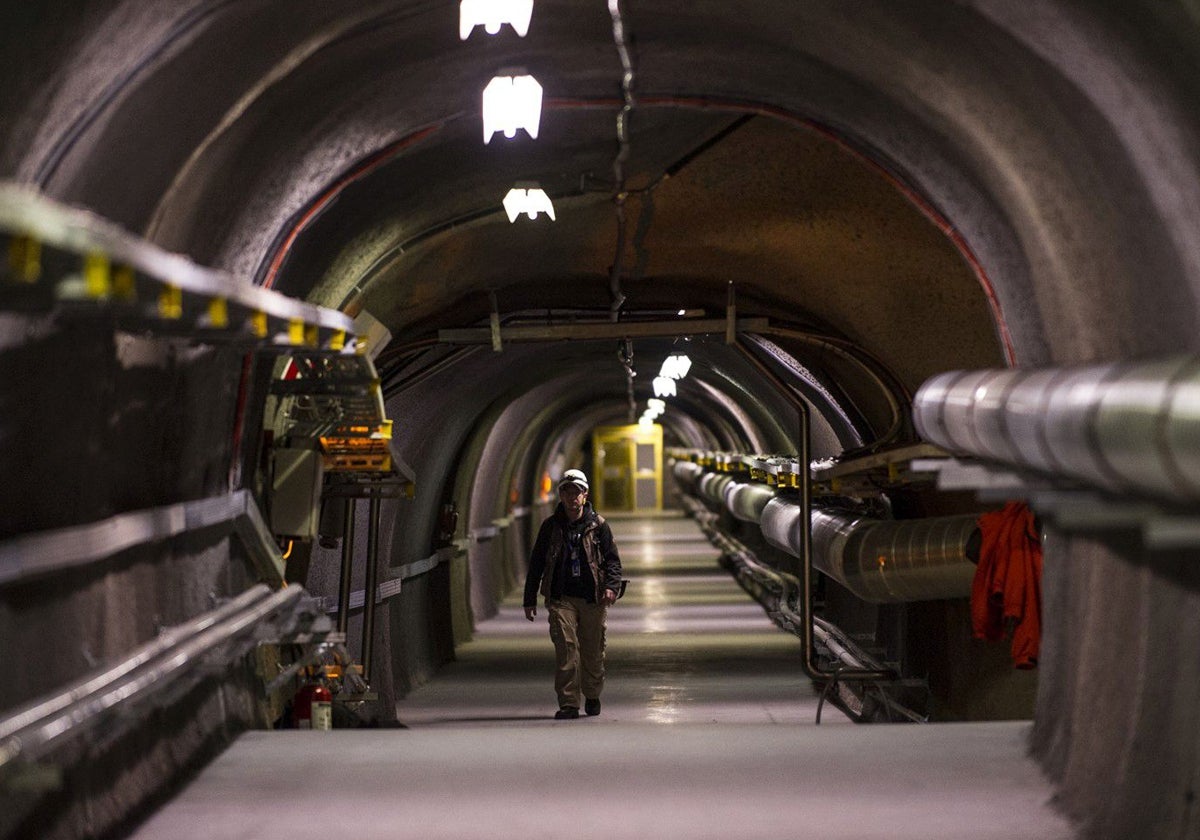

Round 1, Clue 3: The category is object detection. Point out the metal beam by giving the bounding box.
[438,317,770,345]
[0,490,285,587]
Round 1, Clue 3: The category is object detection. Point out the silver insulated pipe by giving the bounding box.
[913,355,1200,502]
[671,459,979,603]
[759,498,979,603]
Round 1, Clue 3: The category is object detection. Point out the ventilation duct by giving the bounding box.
[759,498,978,603]
[913,355,1200,501]
[671,459,978,603]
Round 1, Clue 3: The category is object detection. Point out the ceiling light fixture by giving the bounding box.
[652,376,676,397]
[482,74,543,143]
[502,186,556,222]
[659,354,692,380]
[459,0,534,39]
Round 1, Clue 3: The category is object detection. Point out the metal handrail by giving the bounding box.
[733,337,894,683]
[0,585,309,770]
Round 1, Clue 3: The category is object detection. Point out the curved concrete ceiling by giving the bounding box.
[5,0,1200,454]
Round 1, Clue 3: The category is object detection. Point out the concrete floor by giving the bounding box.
[130,512,1075,839]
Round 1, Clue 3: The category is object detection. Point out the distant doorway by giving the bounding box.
[592,424,663,512]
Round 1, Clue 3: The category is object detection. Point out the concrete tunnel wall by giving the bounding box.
[4,3,1200,838]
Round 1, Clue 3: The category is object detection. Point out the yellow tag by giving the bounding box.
[84,252,111,299]
[208,297,229,328]
[288,318,305,345]
[113,265,136,300]
[159,284,183,319]
[9,235,41,283]
[250,311,268,338]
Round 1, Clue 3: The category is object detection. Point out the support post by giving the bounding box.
[361,496,382,684]
[336,498,356,636]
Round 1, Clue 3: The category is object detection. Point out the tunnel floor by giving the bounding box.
[130,512,1073,839]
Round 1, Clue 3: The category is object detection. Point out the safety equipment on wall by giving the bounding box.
[293,680,333,730]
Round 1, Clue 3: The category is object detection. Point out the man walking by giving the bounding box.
[524,469,622,720]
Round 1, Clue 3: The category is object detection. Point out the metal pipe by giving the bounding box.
[0,585,304,768]
[336,498,356,636]
[733,338,892,683]
[760,498,978,603]
[361,496,382,684]
[913,355,1200,501]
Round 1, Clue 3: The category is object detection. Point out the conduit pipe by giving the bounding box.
[731,338,892,682]
[672,458,979,603]
[760,498,978,603]
[913,355,1200,502]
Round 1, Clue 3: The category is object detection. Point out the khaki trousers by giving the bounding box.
[547,596,608,709]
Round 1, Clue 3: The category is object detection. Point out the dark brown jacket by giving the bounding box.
[523,503,622,607]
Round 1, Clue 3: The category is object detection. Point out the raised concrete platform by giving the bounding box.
[130,513,1074,839]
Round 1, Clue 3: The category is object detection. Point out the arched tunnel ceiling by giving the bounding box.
[6,0,1200,413]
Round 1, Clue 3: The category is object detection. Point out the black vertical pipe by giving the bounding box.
[733,337,892,683]
[336,498,356,636]
[361,495,382,684]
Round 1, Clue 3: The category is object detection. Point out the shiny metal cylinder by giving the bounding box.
[698,472,733,506]
[914,355,1200,501]
[724,481,776,523]
[671,460,704,492]
[761,497,978,603]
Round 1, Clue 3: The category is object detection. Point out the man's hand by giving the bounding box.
[524,605,537,621]
[601,588,618,607]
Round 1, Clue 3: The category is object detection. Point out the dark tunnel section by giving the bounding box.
[4,2,1200,839]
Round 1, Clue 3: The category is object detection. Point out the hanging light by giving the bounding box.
[459,0,534,39]
[659,354,692,380]
[482,74,543,143]
[652,376,676,397]
[502,185,556,222]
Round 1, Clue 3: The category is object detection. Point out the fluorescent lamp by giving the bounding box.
[660,354,692,380]
[639,416,654,427]
[647,399,666,415]
[677,309,686,316]
[503,187,555,222]
[483,74,542,143]
[652,376,677,397]
[460,0,534,39]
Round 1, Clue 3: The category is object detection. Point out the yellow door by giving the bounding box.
[592,424,663,512]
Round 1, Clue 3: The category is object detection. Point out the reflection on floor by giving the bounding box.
[396,513,842,726]
[130,512,1073,840]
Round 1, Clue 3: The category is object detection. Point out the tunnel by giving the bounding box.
[3,2,1200,838]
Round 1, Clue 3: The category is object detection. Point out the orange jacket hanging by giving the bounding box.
[971,501,1043,669]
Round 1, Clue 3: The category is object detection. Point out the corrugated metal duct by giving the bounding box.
[913,355,1200,502]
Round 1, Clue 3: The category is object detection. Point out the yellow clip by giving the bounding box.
[405,483,416,500]
[304,323,319,348]
[84,252,111,299]
[378,419,394,440]
[113,265,136,301]
[329,329,346,351]
[288,318,305,345]
[887,462,900,482]
[208,297,229,329]
[158,284,183,319]
[9,235,41,283]
[250,311,268,338]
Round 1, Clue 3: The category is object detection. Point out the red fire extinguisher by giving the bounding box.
[294,680,333,730]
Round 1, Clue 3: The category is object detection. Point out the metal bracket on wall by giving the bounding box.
[0,183,354,350]
[912,457,1200,550]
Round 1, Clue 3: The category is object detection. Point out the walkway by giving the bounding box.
[130,512,1074,840]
